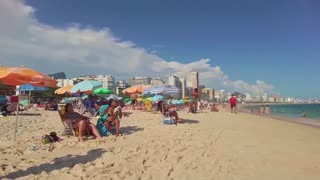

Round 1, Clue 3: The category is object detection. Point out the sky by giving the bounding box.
[0,0,319,99]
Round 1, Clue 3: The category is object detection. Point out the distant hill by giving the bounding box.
[48,72,66,79]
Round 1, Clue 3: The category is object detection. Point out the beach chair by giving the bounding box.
[19,100,33,113]
[58,110,76,136]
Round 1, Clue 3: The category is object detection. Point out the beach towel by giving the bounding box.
[96,105,112,136]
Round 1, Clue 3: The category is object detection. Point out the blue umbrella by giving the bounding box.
[20,84,49,91]
[170,99,184,105]
[143,85,179,95]
[70,80,102,93]
[151,95,164,102]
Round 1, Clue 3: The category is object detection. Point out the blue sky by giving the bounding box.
[0,0,319,99]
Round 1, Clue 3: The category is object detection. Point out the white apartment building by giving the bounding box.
[57,79,74,87]
[94,75,116,92]
[186,71,199,89]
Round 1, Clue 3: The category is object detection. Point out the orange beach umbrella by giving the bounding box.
[122,85,152,94]
[0,67,57,141]
[0,67,57,87]
[55,85,73,95]
[122,86,143,94]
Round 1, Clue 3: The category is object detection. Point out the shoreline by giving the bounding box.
[237,106,320,128]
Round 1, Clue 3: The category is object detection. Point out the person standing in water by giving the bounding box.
[301,111,306,118]
[265,105,271,116]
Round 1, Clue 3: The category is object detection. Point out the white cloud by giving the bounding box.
[0,0,275,95]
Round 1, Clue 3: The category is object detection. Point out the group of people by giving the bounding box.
[63,98,122,142]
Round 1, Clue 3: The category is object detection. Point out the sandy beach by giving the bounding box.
[1,108,320,180]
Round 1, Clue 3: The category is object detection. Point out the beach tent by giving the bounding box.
[0,67,57,140]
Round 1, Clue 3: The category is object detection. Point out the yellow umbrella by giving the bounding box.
[55,85,73,95]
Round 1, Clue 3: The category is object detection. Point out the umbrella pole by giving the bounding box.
[14,87,21,141]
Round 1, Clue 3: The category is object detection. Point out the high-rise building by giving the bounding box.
[168,75,181,98]
[187,71,199,89]
[179,77,186,99]
[245,93,252,102]
[116,80,129,95]
[94,75,116,92]
[151,78,164,85]
[168,75,180,87]
[201,88,215,100]
[128,77,151,86]
[262,93,269,103]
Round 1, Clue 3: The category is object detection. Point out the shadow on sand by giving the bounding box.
[3,148,106,179]
[179,119,199,124]
[120,126,144,135]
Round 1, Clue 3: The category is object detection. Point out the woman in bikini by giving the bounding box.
[63,103,102,142]
[100,99,121,136]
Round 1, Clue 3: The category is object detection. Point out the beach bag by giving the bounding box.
[41,132,60,144]
[163,117,176,125]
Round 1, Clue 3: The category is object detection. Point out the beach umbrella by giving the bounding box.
[0,67,57,87]
[93,88,112,95]
[20,84,49,91]
[70,80,102,94]
[0,66,57,140]
[143,85,179,95]
[122,85,151,94]
[171,99,184,105]
[122,86,143,94]
[151,95,164,102]
[124,98,132,102]
[55,85,73,95]
[136,97,144,102]
[106,94,122,100]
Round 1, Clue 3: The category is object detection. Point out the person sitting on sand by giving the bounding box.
[158,100,180,124]
[211,103,219,112]
[63,103,102,142]
[100,99,121,136]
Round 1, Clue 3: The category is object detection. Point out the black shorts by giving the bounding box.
[230,105,236,108]
[132,99,137,104]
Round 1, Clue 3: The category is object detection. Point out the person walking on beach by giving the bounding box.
[229,95,237,113]
[259,105,265,116]
[130,93,137,110]
[189,88,199,113]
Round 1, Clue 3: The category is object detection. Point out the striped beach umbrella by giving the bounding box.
[142,85,179,95]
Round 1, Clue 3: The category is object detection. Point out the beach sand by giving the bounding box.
[1,108,320,180]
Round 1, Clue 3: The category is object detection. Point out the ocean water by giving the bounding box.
[248,104,320,120]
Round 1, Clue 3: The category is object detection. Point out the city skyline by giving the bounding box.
[0,0,319,99]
